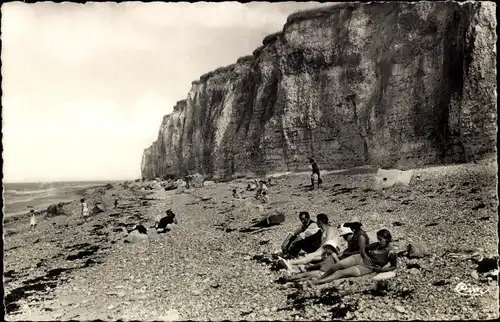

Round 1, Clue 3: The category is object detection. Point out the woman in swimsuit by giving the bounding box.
[309,229,398,286]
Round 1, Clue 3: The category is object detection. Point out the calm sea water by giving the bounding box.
[2,181,117,218]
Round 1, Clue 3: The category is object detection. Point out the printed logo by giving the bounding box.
[454,282,489,297]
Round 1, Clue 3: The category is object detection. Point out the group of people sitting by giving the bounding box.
[276,211,397,286]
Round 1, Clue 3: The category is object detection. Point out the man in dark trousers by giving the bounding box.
[310,158,322,189]
[279,211,323,260]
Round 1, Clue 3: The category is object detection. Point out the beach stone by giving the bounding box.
[409,268,421,275]
[471,271,479,280]
[373,271,396,281]
[395,305,406,314]
[117,291,127,298]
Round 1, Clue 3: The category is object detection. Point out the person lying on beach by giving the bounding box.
[30,210,37,230]
[278,213,340,272]
[279,211,323,259]
[283,240,340,282]
[307,229,398,286]
[337,221,370,261]
[155,209,178,233]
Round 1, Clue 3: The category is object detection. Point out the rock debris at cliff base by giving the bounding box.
[3,158,498,321]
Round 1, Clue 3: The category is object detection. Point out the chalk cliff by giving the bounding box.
[142,1,497,180]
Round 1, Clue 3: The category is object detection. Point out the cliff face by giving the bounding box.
[142,1,497,180]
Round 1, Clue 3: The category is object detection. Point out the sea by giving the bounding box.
[2,181,119,218]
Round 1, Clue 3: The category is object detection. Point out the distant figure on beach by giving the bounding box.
[81,199,89,218]
[30,210,37,230]
[280,211,323,259]
[156,209,178,233]
[310,158,322,190]
[246,179,258,191]
[261,191,270,204]
[232,189,242,199]
[255,180,269,199]
[114,198,119,208]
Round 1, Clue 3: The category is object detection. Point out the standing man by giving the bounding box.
[310,158,322,189]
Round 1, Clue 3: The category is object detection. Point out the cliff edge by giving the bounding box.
[142,1,497,180]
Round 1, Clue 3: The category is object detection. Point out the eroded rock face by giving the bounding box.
[142,2,497,180]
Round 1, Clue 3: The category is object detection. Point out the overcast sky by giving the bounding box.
[1,1,330,183]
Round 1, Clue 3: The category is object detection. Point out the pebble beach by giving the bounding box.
[3,158,499,321]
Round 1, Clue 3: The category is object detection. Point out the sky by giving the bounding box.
[1,1,330,183]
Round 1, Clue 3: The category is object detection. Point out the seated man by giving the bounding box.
[279,213,340,272]
[279,211,323,259]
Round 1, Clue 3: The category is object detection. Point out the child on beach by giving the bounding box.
[29,210,37,230]
[261,191,270,204]
[81,199,89,218]
[255,180,269,199]
[232,189,242,200]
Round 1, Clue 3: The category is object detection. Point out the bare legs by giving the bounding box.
[312,255,374,285]
[288,249,324,266]
[287,270,323,281]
